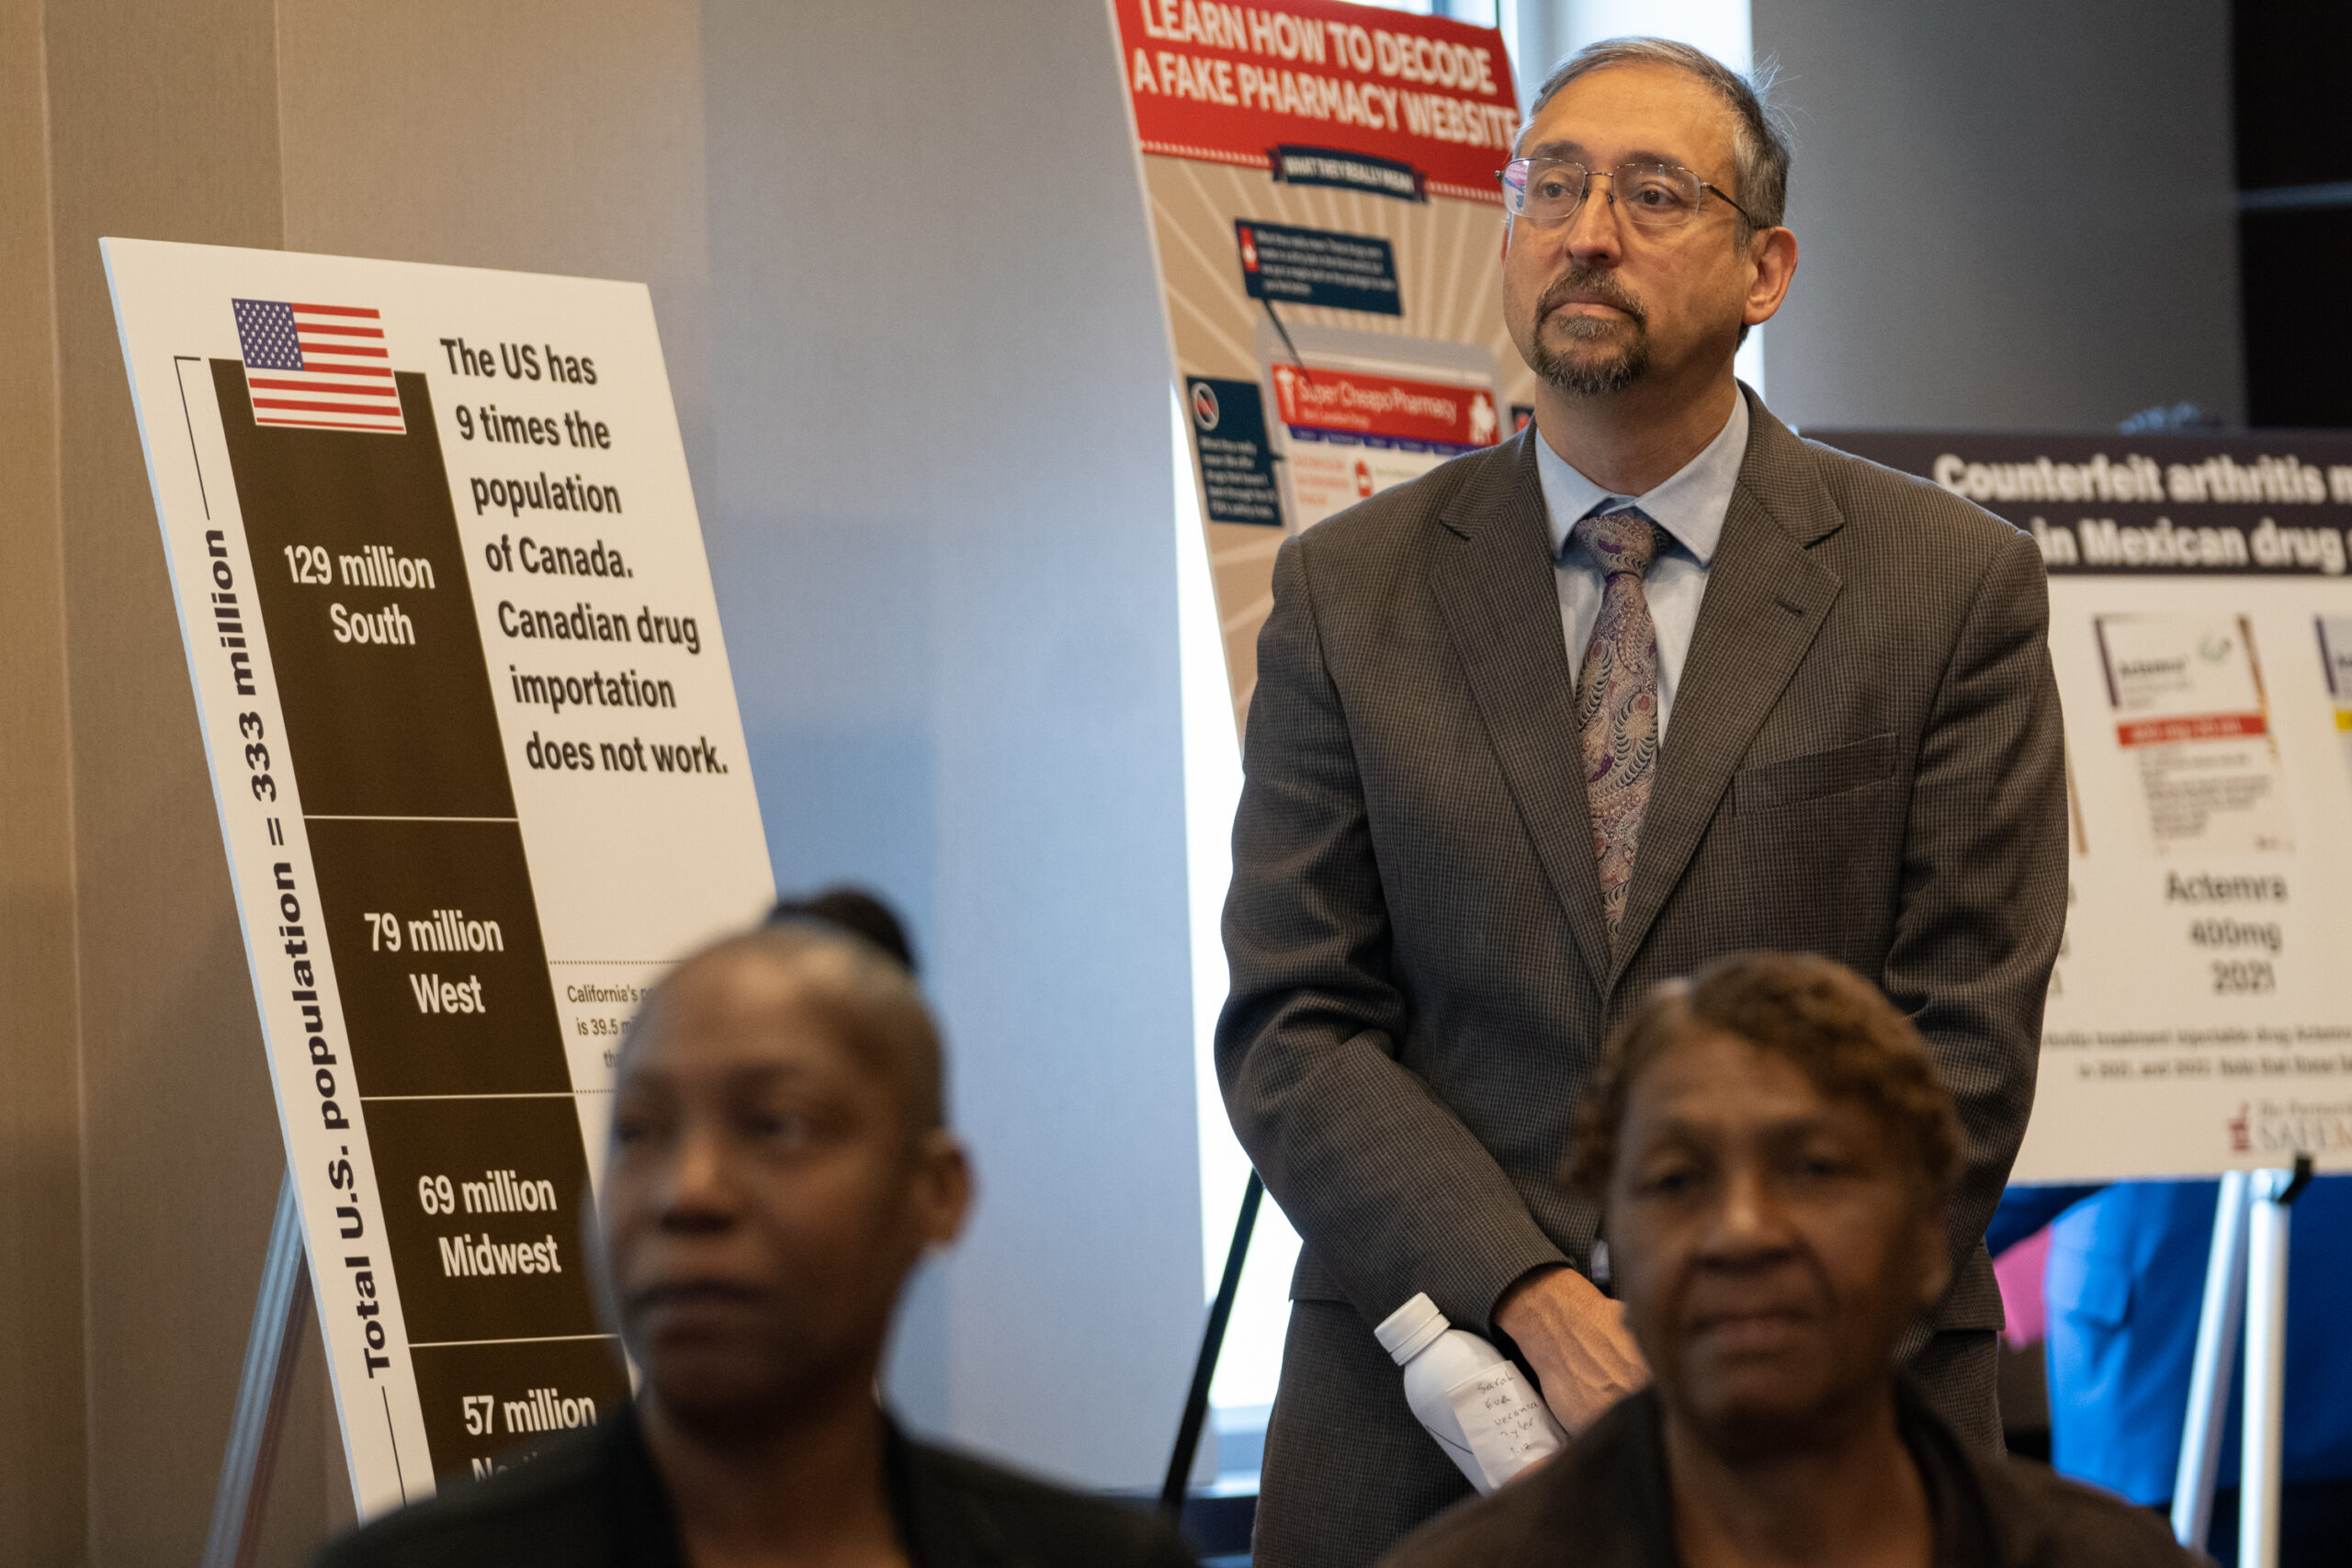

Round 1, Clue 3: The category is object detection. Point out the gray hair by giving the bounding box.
[1527,38,1792,244]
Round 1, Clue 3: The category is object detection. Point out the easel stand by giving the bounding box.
[2170,1156,2313,1566]
[1160,1172,1264,1516]
[203,1170,311,1568]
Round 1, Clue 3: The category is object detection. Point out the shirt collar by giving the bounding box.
[1534,390,1749,566]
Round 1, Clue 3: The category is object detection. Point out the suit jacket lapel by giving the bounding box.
[1608,396,1845,980]
[1430,430,1615,994]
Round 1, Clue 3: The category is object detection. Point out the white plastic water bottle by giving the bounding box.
[1374,1292,1566,1494]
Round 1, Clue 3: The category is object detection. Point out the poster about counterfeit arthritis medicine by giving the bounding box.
[1822,428,2352,1182]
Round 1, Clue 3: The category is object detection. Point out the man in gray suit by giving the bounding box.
[1217,39,2065,1567]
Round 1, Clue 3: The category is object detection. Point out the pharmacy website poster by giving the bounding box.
[105,240,774,1514]
[1109,0,1534,721]
[1818,428,2352,1181]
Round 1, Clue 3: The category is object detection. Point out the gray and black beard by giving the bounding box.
[1528,266,1650,397]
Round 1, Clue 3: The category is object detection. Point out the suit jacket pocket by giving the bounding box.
[1732,732,1901,814]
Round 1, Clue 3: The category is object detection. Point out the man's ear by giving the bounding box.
[910,1130,972,1251]
[1742,225,1797,331]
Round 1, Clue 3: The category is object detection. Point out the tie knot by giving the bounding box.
[1572,505,1664,579]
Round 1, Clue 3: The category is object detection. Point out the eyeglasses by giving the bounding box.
[1498,157,1758,232]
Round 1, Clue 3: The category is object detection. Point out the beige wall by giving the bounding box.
[0,0,85,1562]
[277,1,715,513]
[3,4,709,1561]
[45,3,297,1558]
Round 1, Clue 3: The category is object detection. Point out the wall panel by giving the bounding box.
[40,0,295,1560]
[1753,0,2241,431]
[0,0,89,1558]
[703,0,1206,1489]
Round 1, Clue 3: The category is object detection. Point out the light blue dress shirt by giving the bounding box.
[1534,393,1748,742]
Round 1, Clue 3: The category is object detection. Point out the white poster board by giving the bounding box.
[106,239,773,1514]
[1819,428,2352,1182]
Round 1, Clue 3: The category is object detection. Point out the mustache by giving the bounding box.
[1538,266,1646,325]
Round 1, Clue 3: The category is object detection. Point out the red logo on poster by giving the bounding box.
[1239,226,1260,270]
[1272,363,1301,424]
[1467,392,1497,445]
[1354,459,1374,497]
[2116,712,2268,748]
[1114,0,1521,204]
[1273,365,1498,449]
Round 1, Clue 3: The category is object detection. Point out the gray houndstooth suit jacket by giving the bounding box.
[1217,388,2067,1567]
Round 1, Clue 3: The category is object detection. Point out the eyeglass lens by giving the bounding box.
[1505,161,1705,229]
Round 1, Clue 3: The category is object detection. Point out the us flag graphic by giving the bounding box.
[231,298,406,434]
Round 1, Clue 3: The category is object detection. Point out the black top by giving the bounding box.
[314,1405,1197,1568]
[1380,1382,2203,1568]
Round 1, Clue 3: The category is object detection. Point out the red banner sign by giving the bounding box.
[1271,363,1500,450]
[1114,0,1521,203]
[2116,712,2270,748]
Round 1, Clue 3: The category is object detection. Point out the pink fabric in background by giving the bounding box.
[1993,1224,2053,1348]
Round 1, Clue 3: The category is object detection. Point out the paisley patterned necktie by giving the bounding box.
[1571,505,1665,942]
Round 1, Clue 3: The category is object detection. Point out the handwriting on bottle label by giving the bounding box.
[1444,1363,1566,1491]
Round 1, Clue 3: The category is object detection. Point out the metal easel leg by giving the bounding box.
[1160,1171,1264,1517]
[201,1168,313,1568]
[2173,1169,2253,1550]
[2239,1156,2312,1568]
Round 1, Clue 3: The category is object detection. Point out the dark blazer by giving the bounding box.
[1218,390,2066,1559]
[1379,1383,2202,1568]
[311,1404,1198,1568]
